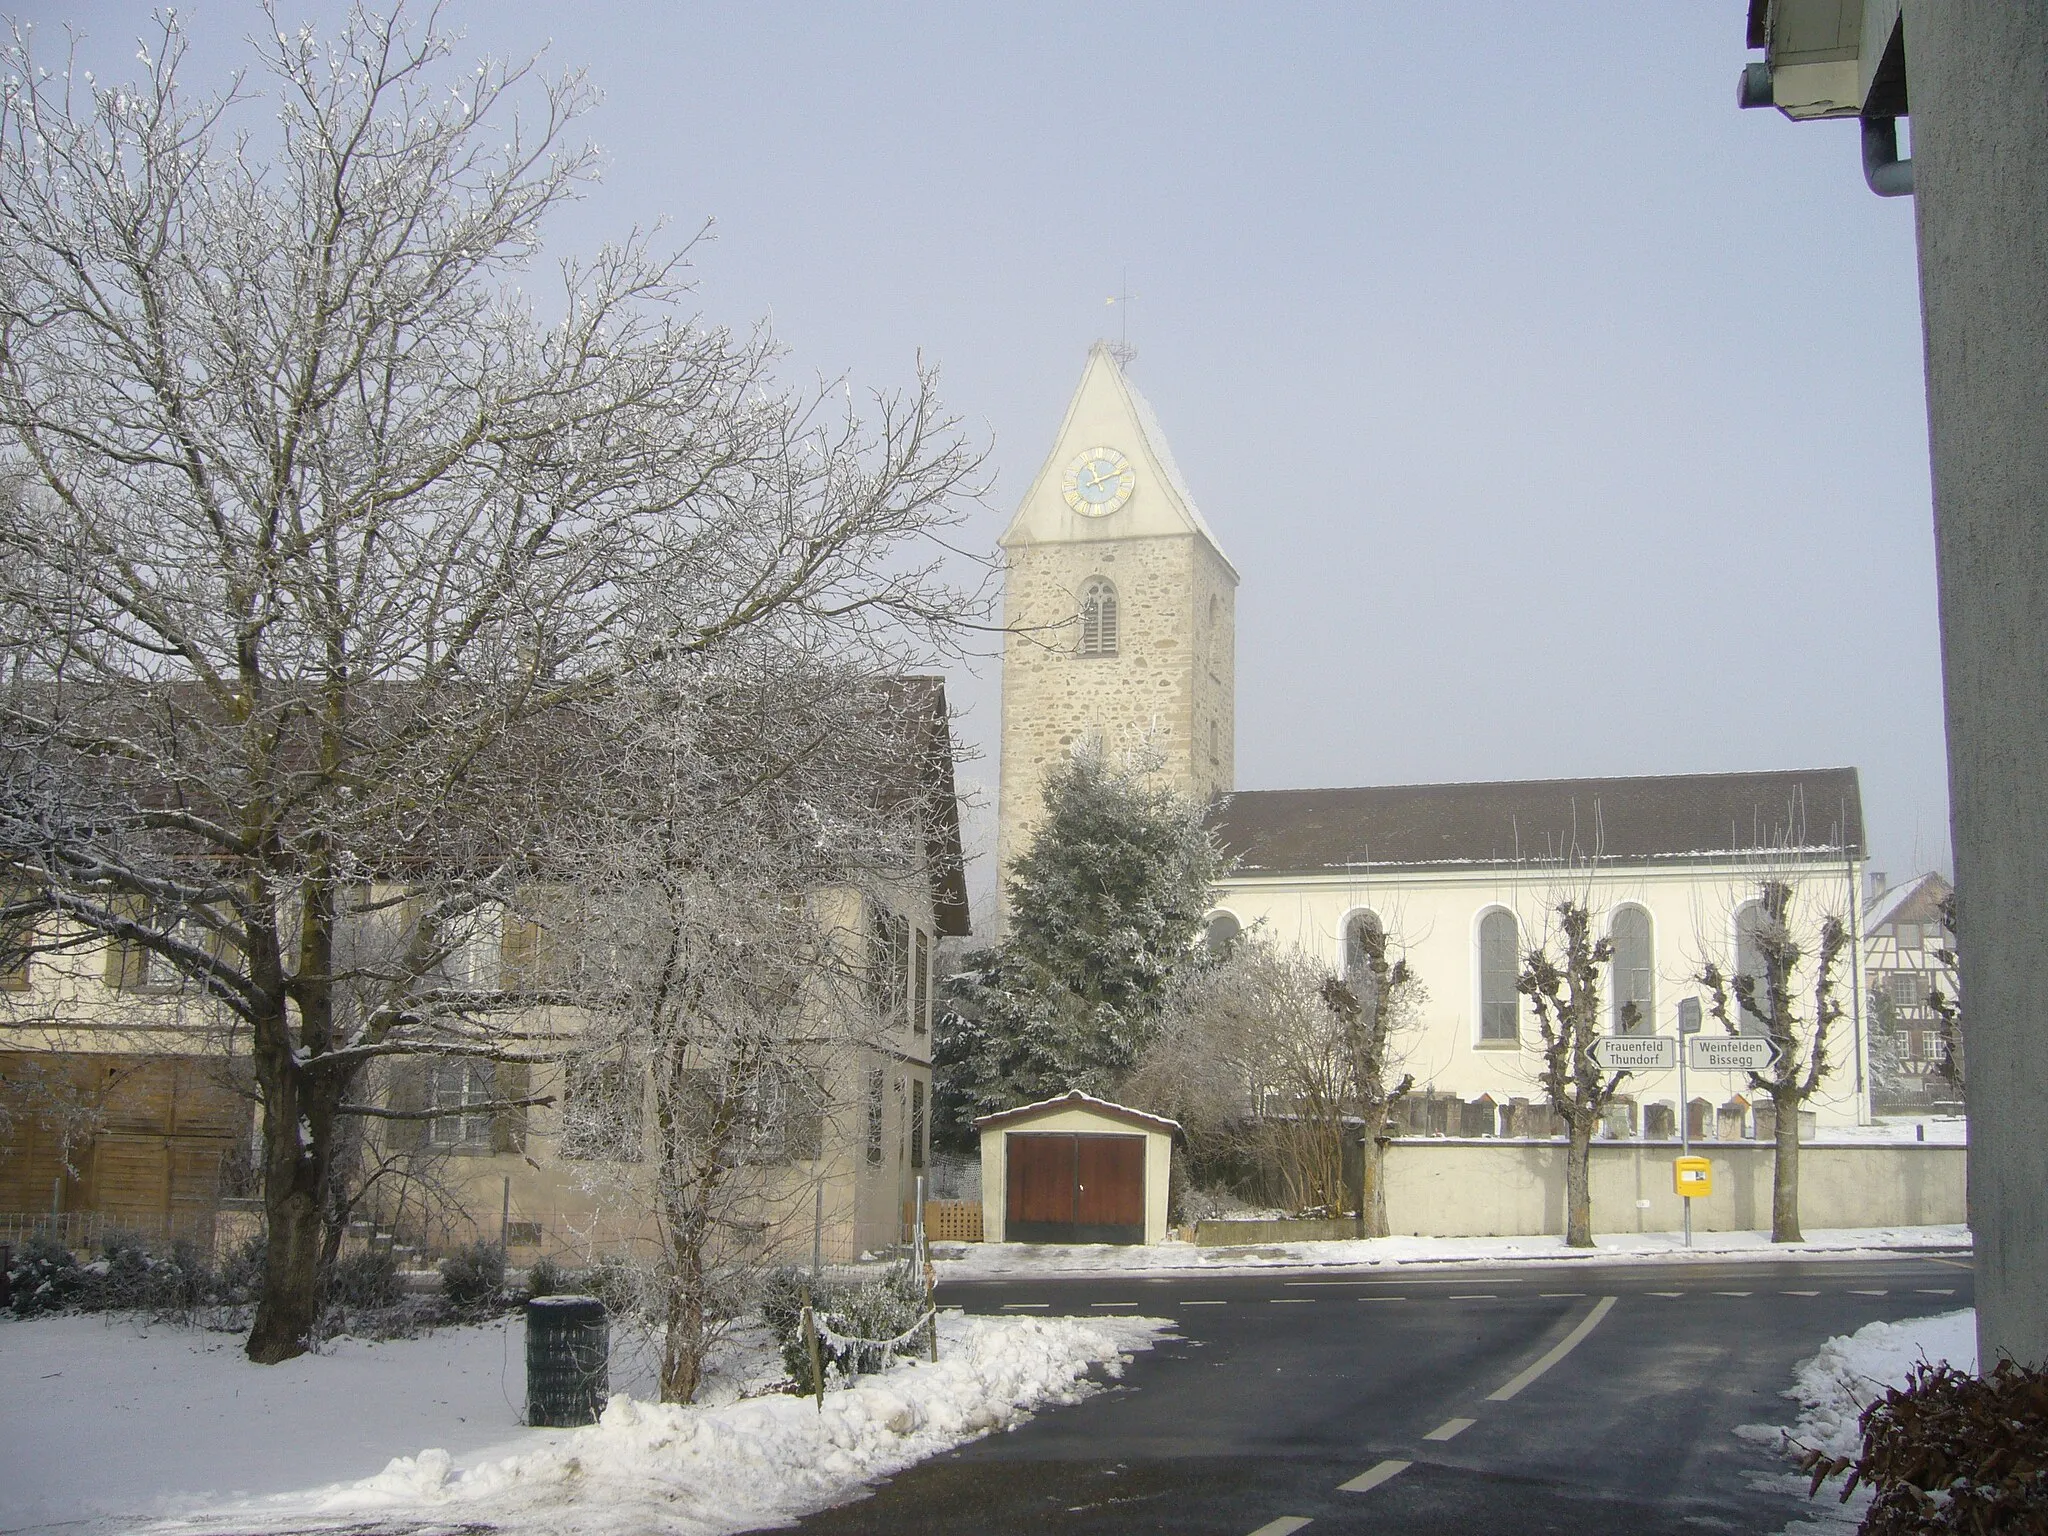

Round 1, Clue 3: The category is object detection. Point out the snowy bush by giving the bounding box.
[439,1242,507,1313]
[328,1248,402,1310]
[7,1234,86,1316]
[761,1265,930,1391]
[523,1255,588,1300]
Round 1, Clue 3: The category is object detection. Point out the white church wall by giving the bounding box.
[1211,854,1870,1129]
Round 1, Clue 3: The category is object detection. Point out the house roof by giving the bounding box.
[1863,871,1952,932]
[974,1088,1183,1136]
[1210,767,1865,875]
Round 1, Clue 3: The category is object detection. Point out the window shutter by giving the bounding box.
[385,1059,428,1153]
[492,1060,530,1154]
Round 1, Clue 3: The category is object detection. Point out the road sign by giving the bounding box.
[1677,997,1703,1035]
[1590,1035,1678,1071]
[1686,1035,1782,1073]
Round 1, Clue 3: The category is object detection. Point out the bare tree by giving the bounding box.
[0,6,980,1361]
[1927,892,1964,1098]
[544,659,946,1403]
[1697,878,1850,1243]
[1520,900,1631,1249]
[1320,911,1422,1237]
[1127,939,1402,1217]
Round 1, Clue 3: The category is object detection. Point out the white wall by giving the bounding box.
[1210,856,1870,1127]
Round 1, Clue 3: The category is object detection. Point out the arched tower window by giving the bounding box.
[1077,577,1119,658]
[1609,904,1655,1036]
[1478,908,1520,1042]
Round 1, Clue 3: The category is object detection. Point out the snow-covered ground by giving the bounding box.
[0,1309,1167,1536]
[935,1224,1970,1279]
[1738,1307,1978,1534]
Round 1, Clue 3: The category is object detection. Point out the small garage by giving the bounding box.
[976,1091,1179,1246]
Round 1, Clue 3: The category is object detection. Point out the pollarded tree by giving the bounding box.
[0,5,980,1362]
[1698,879,1850,1243]
[1520,900,1633,1248]
[1320,912,1422,1236]
[936,744,1222,1144]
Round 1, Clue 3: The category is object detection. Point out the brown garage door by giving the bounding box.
[1005,1132,1145,1244]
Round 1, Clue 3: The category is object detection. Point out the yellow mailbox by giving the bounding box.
[1674,1156,1712,1198]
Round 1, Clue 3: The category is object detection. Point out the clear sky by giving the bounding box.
[21,3,1948,919]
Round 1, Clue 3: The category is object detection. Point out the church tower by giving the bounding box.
[997,344,1238,902]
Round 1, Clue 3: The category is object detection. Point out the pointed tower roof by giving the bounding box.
[1001,344,1237,578]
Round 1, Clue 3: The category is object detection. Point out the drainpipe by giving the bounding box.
[1862,116,1915,197]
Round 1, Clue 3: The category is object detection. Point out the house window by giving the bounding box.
[1609,905,1655,1036]
[869,906,910,1024]
[913,928,930,1034]
[428,1061,495,1149]
[0,905,30,992]
[1077,578,1119,658]
[1478,908,1520,1042]
[1202,911,1242,958]
[910,1079,926,1170]
[1734,902,1770,1036]
[1888,970,1928,1010]
[864,1065,885,1166]
[559,1055,643,1162]
[500,893,569,994]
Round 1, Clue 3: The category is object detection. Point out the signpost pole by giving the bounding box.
[1678,999,1702,1249]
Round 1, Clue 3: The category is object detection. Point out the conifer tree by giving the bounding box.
[935,746,1221,1146]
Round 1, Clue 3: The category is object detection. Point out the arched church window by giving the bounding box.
[1078,578,1118,658]
[1609,904,1654,1036]
[1202,910,1241,958]
[1343,909,1384,1016]
[1733,901,1770,1036]
[1478,908,1519,1042]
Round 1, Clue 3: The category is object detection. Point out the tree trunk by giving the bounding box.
[1565,1115,1596,1248]
[1770,1087,1803,1243]
[1360,1133,1391,1239]
[661,1264,705,1404]
[246,1001,340,1363]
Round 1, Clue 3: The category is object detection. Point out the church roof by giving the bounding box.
[1210,767,1865,874]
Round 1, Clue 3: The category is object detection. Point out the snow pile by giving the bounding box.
[173,1311,1166,1536]
[1742,1308,1978,1461]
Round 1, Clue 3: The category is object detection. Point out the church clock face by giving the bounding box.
[1062,447,1136,516]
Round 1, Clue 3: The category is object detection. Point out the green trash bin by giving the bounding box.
[526,1295,608,1427]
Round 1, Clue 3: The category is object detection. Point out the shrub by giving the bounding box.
[1801,1357,2048,1533]
[329,1247,403,1310]
[524,1254,587,1300]
[439,1241,507,1313]
[760,1264,929,1391]
[8,1233,84,1316]
[216,1235,265,1306]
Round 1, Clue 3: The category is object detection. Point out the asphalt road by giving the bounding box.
[789,1251,1975,1536]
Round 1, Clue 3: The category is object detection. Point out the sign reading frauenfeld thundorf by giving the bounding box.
[1590,1036,1679,1072]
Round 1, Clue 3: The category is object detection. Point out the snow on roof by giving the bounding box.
[1118,363,1233,567]
[973,1088,1183,1135]
[1863,871,1952,932]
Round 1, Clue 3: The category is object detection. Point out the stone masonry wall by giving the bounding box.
[997,530,1236,910]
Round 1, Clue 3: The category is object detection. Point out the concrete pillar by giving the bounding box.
[1900,3,2048,1370]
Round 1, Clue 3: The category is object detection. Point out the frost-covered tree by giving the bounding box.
[0,5,980,1362]
[544,659,944,1404]
[1698,879,1850,1243]
[1520,900,1632,1249]
[935,746,1221,1146]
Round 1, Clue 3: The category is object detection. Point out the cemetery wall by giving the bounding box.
[1382,1140,1965,1237]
